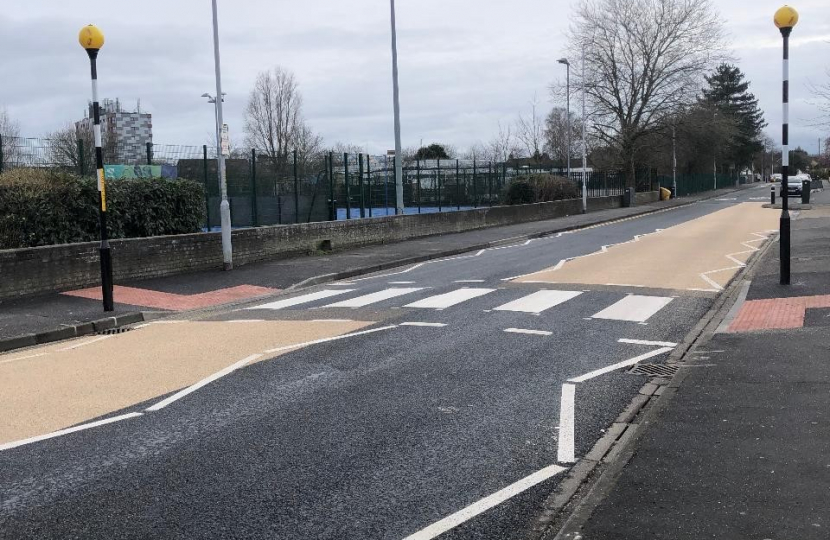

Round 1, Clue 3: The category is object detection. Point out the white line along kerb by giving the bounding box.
[557,344,675,464]
[0,412,143,452]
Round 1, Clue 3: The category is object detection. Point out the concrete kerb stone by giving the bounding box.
[538,208,776,540]
[0,312,147,355]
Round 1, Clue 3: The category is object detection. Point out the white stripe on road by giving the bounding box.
[618,338,678,347]
[454,279,485,283]
[568,347,675,383]
[400,322,447,327]
[591,295,673,323]
[0,412,143,452]
[402,464,567,540]
[248,289,354,310]
[58,335,112,351]
[146,354,263,411]
[494,290,582,314]
[404,288,495,309]
[557,383,576,463]
[324,288,423,308]
[504,328,553,336]
[389,281,416,285]
[263,325,398,354]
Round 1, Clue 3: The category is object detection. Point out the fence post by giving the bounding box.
[416,158,421,214]
[473,159,478,208]
[250,148,258,226]
[358,153,365,218]
[344,153,351,220]
[437,157,442,212]
[328,152,336,221]
[293,149,300,224]
[456,159,461,210]
[488,162,493,206]
[77,139,86,176]
[367,154,373,217]
[0,134,4,173]
[203,145,211,230]
[146,142,153,165]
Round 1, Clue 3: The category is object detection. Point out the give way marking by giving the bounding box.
[557,339,676,463]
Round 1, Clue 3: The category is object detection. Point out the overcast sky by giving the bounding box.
[1,0,828,155]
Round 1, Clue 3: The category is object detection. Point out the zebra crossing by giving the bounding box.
[247,286,675,323]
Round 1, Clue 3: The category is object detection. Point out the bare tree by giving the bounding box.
[544,107,582,166]
[515,96,546,162]
[567,0,727,186]
[244,66,320,173]
[463,142,488,161]
[486,122,523,163]
[0,108,21,167]
[810,68,830,127]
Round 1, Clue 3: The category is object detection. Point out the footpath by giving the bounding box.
[550,188,830,539]
[0,186,750,351]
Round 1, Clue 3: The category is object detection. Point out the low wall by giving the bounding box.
[0,193,653,300]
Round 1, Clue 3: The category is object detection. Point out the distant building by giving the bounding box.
[76,98,152,164]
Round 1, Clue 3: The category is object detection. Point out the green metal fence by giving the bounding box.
[657,173,735,197]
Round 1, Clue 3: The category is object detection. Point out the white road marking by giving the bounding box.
[404,288,495,309]
[58,335,112,351]
[504,328,553,336]
[697,230,771,292]
[263,325,398,354]
[400,322,447,327]
[389,281,416,285]
[248,289,354,310]
[401,464,567,540]
[226,319,266,323]
[618,338,678,347]
[568,347,674,383]
[454,279,485,283]
[557,383,576,463]
[591,295,673,323]
[0,412,143,452]
[0,352,47,365]
[325,288,423,308]
[146,354,263,411]
[494,290,583,314]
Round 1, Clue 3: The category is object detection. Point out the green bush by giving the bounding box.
[503,174,580,205]
[0,169,205,249]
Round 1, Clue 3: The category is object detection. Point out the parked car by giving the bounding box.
[781,173,810,197]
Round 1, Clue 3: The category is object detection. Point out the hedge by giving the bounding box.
[504,174,580,205]
[0,169,206,249]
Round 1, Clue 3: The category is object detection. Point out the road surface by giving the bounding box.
[0,185,776,539]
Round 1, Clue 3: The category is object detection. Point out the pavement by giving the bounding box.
[0,185,755,349]
[0,184,786,540]
[550,186,830,540]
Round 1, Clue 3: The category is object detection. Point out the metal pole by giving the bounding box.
[456,159,460,210]
[780,27,792,285]
[390,0,404,215]
[358,153,365,218]
[416,158,421,214]
[86,49,114,311]
[203,145,211,230]
[488,162,493,206]
[250,148,258,226]
[581,48,587,213]
[367,154,373,217]
[566,63,571,180]
[146,141,152,165]
[672,125,677,198]
[437,157,442,212]
[293,149,300,223]
[473,158,478,207]
[344,153,351,220]
[328,152,336,221]
[211,0,232,270]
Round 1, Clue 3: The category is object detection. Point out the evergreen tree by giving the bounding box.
[701,64,767,171]
[414,143,451,160]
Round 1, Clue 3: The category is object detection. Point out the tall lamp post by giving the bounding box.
[211,0,233,270]
[775,5,798,285]
[558,58,571,181]
[389,0,404,215]
[79,24,114,312]
[580,49,588,213]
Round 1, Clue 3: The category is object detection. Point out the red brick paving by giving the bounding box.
[63,285,279,311]
[728,294,830,332]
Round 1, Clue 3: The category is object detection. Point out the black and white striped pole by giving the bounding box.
[775,5,798,286]
[79,24,114,311]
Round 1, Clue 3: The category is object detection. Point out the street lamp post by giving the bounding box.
[389,0,404,215]
[580,49,587,213]
[79,24,114,312]
[775,4,799,285]
[211,0,233,270]
[558,58,571,181]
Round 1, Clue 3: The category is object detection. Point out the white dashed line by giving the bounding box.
[504,328,553,336]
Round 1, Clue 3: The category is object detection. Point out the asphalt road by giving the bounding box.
[0,185,771,539]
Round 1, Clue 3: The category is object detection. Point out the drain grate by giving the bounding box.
[628,363,679,377]
[97,327,134,336]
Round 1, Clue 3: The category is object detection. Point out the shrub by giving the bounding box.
[503,174,580,205]
[0,170,205,249]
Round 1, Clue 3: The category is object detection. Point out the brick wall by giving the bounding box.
[0,194,643,300]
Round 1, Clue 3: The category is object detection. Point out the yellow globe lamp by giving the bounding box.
[774,5,799,30]
[78,24,105,50]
